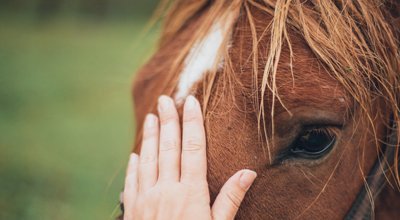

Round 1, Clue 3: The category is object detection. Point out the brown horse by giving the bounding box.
[126,0,400,219]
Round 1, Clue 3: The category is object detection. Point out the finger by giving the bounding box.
[124,153,139,220]
[211,169,257,220]
[180,96,207,184]
[139,114,159,192]
[157,95,181,181]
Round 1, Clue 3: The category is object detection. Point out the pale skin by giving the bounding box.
[123,95,257,220]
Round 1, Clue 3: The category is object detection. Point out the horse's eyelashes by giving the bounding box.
[289,127,338,159]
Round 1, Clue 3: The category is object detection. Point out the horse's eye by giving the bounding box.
[290,127,336,159]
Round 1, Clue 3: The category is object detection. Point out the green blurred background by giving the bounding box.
[0,1,160,219]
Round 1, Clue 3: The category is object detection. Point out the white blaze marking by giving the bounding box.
[174,21,228,103]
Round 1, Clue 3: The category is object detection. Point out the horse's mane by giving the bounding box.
[151,0,400,190]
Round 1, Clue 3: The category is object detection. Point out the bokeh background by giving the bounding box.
[0,1,160,219]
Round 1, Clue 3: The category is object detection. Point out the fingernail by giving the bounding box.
[158,95,172,112]
[185,95,197,111]
[239,170,257,190]
[144,114,157,129]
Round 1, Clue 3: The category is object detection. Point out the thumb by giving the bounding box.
[211,169,257,220]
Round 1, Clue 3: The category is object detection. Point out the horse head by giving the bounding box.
[130,0,400,219]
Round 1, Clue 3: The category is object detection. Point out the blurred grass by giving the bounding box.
[0,14,159,220]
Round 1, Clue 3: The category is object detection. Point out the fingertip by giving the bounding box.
[183,95,203,124]
[211,169,256,219]
[144,113,158,129]
[129,153,139,166]
[238,169,257,190]
[158,94,172,103]
[184,95,199,111]
[125,153,139,190]
[158,95,174,113]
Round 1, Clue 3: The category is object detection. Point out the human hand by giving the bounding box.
[123,95,257,220]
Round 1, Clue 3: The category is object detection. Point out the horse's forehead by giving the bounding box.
[172,7,347,110]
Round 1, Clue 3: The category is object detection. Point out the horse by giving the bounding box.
[124,0,400,219]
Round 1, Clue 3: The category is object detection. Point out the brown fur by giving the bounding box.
[127,0,400,219]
